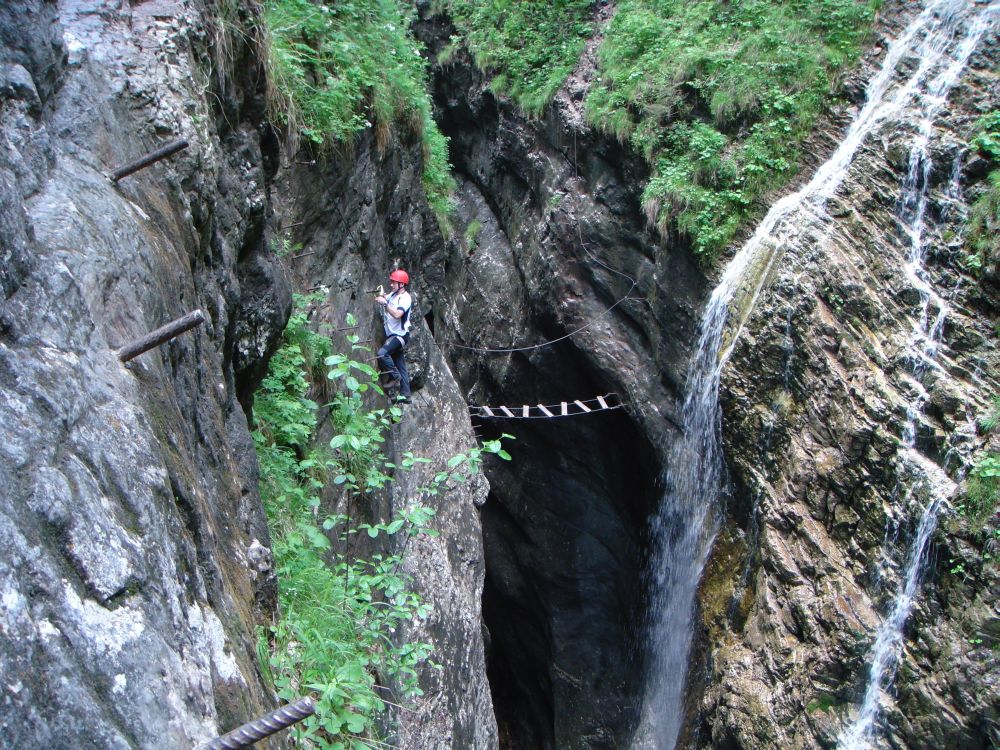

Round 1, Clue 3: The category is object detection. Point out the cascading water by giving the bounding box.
[837,4,998,747]
[632,2,997,748]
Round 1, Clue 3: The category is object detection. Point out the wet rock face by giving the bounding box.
[416,11,708,747]
[0,2,288,747]
[701,36,1000,750]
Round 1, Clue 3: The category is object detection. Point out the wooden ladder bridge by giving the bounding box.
[469,393,622,420]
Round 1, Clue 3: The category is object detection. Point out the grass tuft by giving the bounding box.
[586,0,881,262]
[262,0,455,228]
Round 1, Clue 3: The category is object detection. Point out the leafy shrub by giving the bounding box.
[965,454,1000,526]
[971,111,1000,161]
[253,298,511,747]
[965,111,1000,275]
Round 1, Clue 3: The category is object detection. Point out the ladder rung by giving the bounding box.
[469,395,617,419]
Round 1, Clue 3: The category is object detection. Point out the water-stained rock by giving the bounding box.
[702,19,1000,750]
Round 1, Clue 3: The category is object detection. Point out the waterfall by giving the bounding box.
[838,3,997,747]
[633,2,997,748]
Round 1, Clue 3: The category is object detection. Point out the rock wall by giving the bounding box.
[417,2,1000,748]
[0,1,289,746]
[270,123,499,748]
[699,17,1000,750]
[6,1,996,749]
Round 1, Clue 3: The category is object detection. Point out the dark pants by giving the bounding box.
[377,335,410,396]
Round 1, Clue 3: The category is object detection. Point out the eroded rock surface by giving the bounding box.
[700,22,1000,750]
[0,1,288,746]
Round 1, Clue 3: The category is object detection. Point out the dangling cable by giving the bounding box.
[450,223,641,354]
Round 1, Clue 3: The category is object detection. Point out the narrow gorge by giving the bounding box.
[1,1,997,750]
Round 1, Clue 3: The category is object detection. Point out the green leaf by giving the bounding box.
[325,354,347,367]
[345,713,366,734]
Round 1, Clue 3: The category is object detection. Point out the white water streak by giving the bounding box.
[838,3,996,748]
[634,2,997,749]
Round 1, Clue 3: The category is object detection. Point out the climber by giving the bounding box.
[375,269,413,403]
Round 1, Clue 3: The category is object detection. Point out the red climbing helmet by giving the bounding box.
[390,269,410,285]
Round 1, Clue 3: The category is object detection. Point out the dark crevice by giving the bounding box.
[421,13,704,745]
[467,342,659,748]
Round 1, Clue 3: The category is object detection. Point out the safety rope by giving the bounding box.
[450,224,643,354]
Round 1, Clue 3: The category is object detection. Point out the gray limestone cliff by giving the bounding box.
[0,1,289,746]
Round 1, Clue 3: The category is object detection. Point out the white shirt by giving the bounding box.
[383,289,412,337]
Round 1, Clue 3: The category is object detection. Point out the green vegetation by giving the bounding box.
[263,0,455,225]
[954,397,1000,572]
[436,0,879,262]
[956,112,1000,567]
[966,454,1000,528]
[463,219,483,253]
[964,111,1000,275]
[253,295,510,747]
[586,0,880,261]
[806,694,839,713]
[271,234,303,258]
[260,0,882,263]
[966,397,1000,525]
[441,0,594,115]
